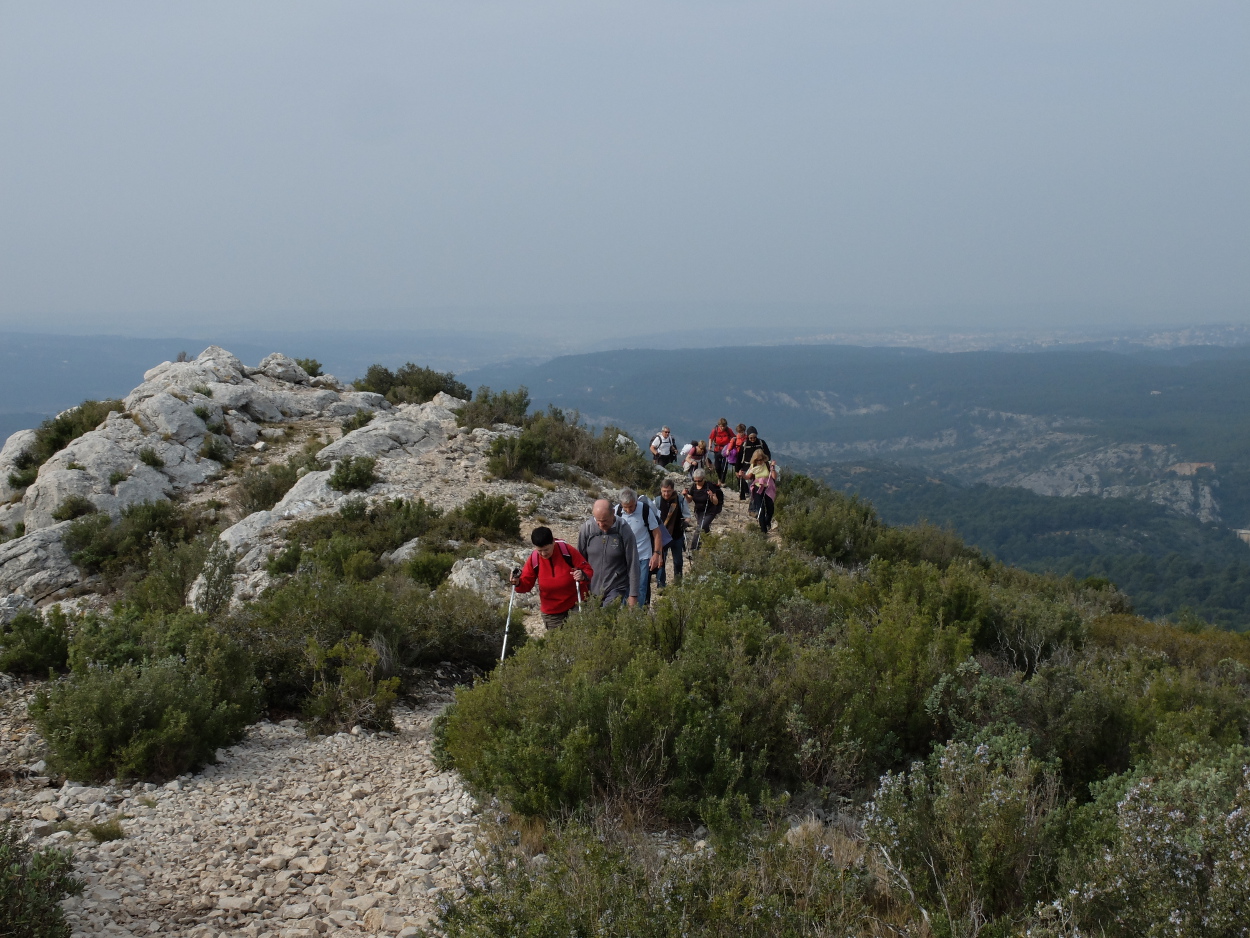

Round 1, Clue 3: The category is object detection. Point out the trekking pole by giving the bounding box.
[500,570,519,661]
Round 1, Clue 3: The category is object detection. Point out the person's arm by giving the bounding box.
[577,524,589,557]
[650,436,659,456]
[623,526,640,605]
[761,440,771,459]
[513,557,537,593]
[570,546,593,582]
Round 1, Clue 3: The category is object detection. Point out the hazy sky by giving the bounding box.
[1,1,1247,337]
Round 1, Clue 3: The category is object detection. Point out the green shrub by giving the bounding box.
[227,575,507,710]
[198,434,231,465]
[0,608,69,675]
[121,537,213,614]
[778,485,881,565]
[487,433,549,479]
[192,384,212,398]
[458,491,521,540]
[31,650,259,782]
[234,446,320,514]
[50,495,97,522]
[455,386,530,430]
[437,818,918,938]
[328,456,377,492]
[266,542,302,576]
[521,406,659,488]
[193,405,212,421]
[408,550,456,588]
[294,357,322,378]
[137,446,164,468]
[302,634,400,733]
[108,470,128,486]
[62,500,210,582]
[340,409,374,434]
[5,400,124,492]
[353,362,470,404]
[0,819,83,938]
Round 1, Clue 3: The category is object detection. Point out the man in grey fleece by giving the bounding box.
[576,498,640,606]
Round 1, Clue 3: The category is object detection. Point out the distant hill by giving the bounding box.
[465,344,1250,528]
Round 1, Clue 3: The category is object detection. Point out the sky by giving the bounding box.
[1,1,1247,339]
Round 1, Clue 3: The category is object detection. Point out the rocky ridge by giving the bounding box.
[0,346,620,937]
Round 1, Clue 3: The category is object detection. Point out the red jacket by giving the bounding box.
[515,541,594,615]
[709,425,734,453]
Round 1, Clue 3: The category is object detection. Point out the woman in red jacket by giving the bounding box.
[708,417,734,484]
[511,527,594,631]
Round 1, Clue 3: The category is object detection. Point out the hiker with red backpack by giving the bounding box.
[510,526,594,631]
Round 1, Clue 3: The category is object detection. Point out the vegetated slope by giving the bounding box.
[466,343,1250,524]
[431,477,1250,937]
[817,460,1250,631]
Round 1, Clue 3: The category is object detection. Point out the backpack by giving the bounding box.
[616,499,673,547]
[528,540,574,572]
[651,433,676,456]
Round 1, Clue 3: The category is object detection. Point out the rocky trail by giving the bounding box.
[2,679,485,938]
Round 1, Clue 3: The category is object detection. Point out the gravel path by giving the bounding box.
[2,690,484,938]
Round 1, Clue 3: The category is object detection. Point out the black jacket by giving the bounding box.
[740,437,771,468]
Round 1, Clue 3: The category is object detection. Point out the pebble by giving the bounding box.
[1,698,481,938]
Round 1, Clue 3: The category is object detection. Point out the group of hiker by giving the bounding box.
[510,418,779,627]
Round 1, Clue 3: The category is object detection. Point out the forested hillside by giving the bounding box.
[819,461,1250,631]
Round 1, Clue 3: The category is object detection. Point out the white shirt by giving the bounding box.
[615,498,660,561]
[652,434,676,455]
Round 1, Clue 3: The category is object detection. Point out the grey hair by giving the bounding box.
[692,468,706,480]
[619,487,637,504]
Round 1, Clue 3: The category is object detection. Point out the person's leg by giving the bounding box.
[541,611,569,631]
[637,558,650,606]
[671,537,684,580]
[759,495,774,533]
[656,544,669,589]
[739,471,749,499]
[600,587,628,607]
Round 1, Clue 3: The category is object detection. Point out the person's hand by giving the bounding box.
[710,493,719,505]
[509,572,520,585]
[572,569,585,582]
[649,554,662,571]
[627,596,638,607]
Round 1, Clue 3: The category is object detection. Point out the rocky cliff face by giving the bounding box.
[0,346,595,613]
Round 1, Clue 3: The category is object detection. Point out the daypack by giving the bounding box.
[616,499,673,547]
[722,442,740,464]
[528,540,574,572]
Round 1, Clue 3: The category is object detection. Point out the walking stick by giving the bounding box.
[500,573,519,661]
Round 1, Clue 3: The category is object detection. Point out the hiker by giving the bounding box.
[577,499,640,606]
[510,526,593,630]
[729,423,749,499]
[681,439,710,476]
[709,418,734,484]
[614,487,664,606]
[650,427,678,467]
[737,426,771,501]
[682,468,723,550]
[745,451,780,533]
[655,478,691,588]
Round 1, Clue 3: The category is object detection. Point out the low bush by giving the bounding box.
[234,445,321,514]
[266,542,302,576]
[50,495,97,522]
[62,501,212,583]
[0,818,83,938]
[302,634,400,734]
[5,399,124,492]
[340,409,374,434]
[294,357,322,378]
[32,643,259,782]
[486,406,659,489]
[328,456,377,492]
[0,608,69,675]
[227,576,508,710]
[137,446,164,468]
[455,386,530,430]
[353,362,470,404]
[438,818,918,938]
[108,470,128,486]
[198,434,231,465]
[458,492,521,540]
[408,550,456,588]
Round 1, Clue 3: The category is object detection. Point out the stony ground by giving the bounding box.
[1,682,485,938]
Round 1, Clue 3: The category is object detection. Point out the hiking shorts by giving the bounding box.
[541,611,570,630]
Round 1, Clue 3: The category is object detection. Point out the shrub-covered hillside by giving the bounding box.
[433,475,1250,937]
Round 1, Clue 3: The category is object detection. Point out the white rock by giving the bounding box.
[0,428,39,503]
[258,354,311,385]
[0,522,79,600]
[0,593,34,624]
[447,558,507,601]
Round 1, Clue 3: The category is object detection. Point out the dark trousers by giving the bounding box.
[713,453,728,483]
[757,494,775,533]
[738,471,751,499]
[657,537,684,587]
